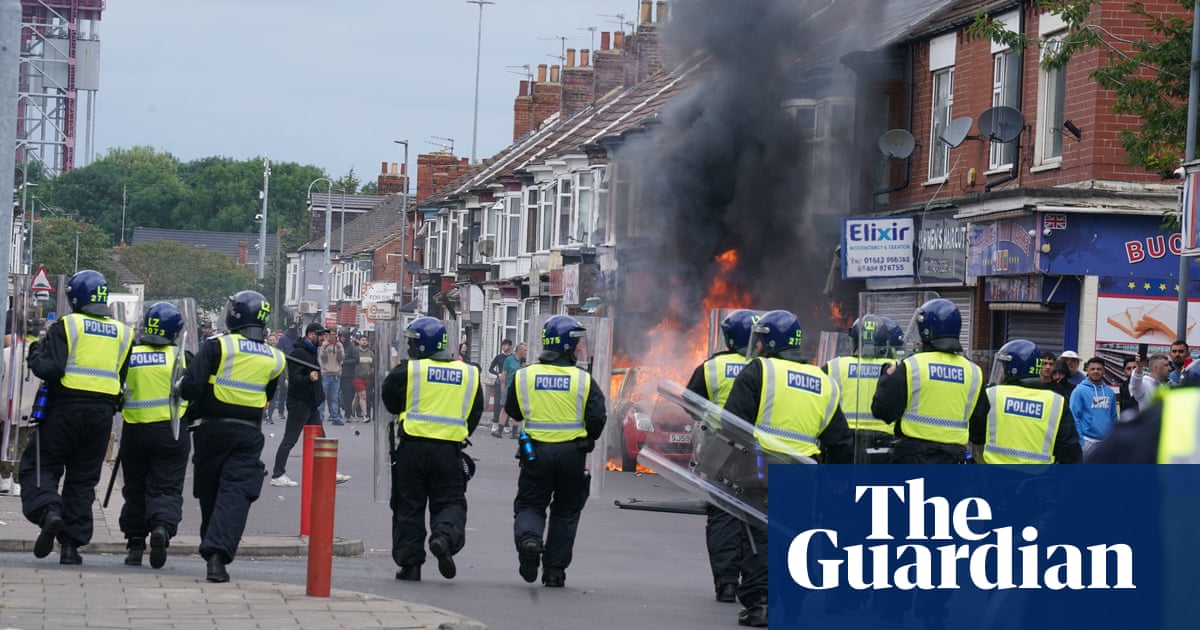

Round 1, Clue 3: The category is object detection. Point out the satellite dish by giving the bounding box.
[939,117,974,148]
[404,260,422,275]
[878,129,916,159]
[977,106,1025,143]
[478,237,495,257]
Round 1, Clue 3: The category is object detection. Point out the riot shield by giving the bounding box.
[1,277,37,466]
[373,318,402,503]
[157,298,198,440]
[637,448,766,527]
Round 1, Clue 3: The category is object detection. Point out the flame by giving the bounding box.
[826,300,855,331]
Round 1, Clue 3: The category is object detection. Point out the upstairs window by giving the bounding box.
[927,33,957,182]
[1036,32,1067,164]
[990,50,1021,169]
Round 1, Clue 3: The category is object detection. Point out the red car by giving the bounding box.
[609,367,694,472]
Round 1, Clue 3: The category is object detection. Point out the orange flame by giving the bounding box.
[828,300,855,331]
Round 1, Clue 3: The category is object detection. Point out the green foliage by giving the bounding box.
[333,168,362,195]
[120,240,258,311]
[31,216,117,282]
[967,0,1194,176]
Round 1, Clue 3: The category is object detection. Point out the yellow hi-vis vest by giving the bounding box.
[899,352,982,445]
[826,356,891,434]
[400,359,477,442]
[208,334,285,409]
[61,313,134,395]
[1157,388,1200,463]
[123,344,186,423]
[514,363,590,443]
[753,358,840,458]
[982,385,1063,464]
[703,353,749,406]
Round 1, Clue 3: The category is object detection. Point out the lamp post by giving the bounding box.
[307,177,334,319]
[258,159,270,280]
[393,139,410,303]
[73,230,80,274]
[466,0,495,164]
[338,188,346,253]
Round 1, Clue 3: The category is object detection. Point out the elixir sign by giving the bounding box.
[842,217,915,279]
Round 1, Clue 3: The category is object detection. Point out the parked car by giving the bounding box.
[609,366,694,472]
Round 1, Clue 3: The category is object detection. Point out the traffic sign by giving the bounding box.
[33,290,50,301]
[30,265,53,291]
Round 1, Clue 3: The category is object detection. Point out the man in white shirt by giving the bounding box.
[1127,352,1171,419]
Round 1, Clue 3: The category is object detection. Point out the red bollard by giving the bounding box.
[300,425,322,535]
[307,437,338,597]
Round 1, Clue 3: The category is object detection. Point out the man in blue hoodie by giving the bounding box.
[1068,356,1117,456]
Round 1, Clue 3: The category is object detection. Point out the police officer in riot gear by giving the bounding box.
[870,298,988,629]
[871,298,989,463]
[972,339,1081,465]
[724,309,853,627]
[504,315,607,588]
[686,309,755,603]
[119,302,192,568]
[380,317,483,582]
[20,270,134,564]
[1089,360,1200,463]
[825,314,903,463]
[180,291,285,582]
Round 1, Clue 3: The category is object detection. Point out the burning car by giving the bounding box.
[609,366,694,472]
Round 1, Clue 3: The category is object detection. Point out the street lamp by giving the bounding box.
[393,140,410,302]
[307,177,334,318]
[466,0,495,164]
[258,159,270,280]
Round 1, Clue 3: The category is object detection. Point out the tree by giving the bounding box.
[969,1,1193,176]
[333,168,362,195]
[120,240,258,311]
[31,216,117,283]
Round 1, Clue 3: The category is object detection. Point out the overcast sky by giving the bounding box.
[92,0,641,180]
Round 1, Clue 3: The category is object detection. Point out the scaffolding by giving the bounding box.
[17,0,103,177]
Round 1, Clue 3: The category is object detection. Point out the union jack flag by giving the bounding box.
[1043,214,1067,230]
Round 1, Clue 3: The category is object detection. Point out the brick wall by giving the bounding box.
[593,32,626,98]
[562,48,596,118]
[377,161,407,196]
[416,153,471,204]
[531,64,563,130]
[512,80,533,140]
[883,2,1184,211]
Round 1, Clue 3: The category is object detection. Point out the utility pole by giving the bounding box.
[1178,2,1200,342]
[394,139,410,304]
[120,184,127,246]
[258,159,270,281]
[0,0,20,366]
[467,0,495,164]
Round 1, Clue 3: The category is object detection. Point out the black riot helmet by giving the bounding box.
[225,291,270,341]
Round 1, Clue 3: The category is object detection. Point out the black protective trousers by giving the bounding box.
[19,405,115,547]
[191,421,264,564]
[706,503,748,591]
[390,438,468,568]
[512,441,590,572]
[118,421,190,541]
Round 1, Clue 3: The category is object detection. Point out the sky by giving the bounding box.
[91,0,643,181]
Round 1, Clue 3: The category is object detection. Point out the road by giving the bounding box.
[3,419,742,630]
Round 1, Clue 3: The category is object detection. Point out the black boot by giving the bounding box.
[542,567,565,588]
[206,555,229,583]
[59,544,82,565]
[33,511,63,559]
[429,536,456,579]
[125,539,145,566]
[518,538,541,583]
[716,583,738,603]
[737,604,768,627]
[395,565,421,581]
[149,526,169,569]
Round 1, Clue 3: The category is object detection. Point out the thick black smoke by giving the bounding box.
[614,0,902,355]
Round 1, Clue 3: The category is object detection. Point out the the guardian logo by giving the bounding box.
[847,363,882,379]
[130,351,167,367]
[848,221,912,242]
[1004,397,1044,419]
[535,375,571,391]
[83,319,118,338]
[787,478,1134,591]
[787,371,822,394]
[928,364,965,383]
[238,339,272,356]
[427,367,464,385]
[725,363,745,379]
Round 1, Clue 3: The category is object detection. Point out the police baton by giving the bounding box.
[102,457,121,508]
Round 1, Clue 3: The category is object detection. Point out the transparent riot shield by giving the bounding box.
[156,299,198,439]
[1,277,37,469]
[372,318,403,503]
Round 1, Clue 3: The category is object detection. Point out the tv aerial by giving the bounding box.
[878,129,915,159]
[428,136,455,154]
[977,106,1025,143]
[939,117,975,148]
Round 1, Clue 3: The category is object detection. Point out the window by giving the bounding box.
[989,50,1020,170]
[495,303,519,349]
[539,182,555,251]
[575,171,594,244]
[481,201,500,260]
[426,217,441,272]
[524,187,540,254]
[555,176,573,247]
[1036,33,1067,164]
[928,68,954,180]
[594,167,610,244]
[500,195,521,258]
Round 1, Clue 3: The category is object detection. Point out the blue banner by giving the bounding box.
[768,465,1200,630]
[1040,212,1200,277]
[967,215,1038,277]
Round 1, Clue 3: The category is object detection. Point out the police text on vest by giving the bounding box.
[1004,397,1044,419]
[534,375,571,390]
[83,319,118,337]
[848,363,882,378]
[131,351,167,367]
[928,364,965,383]
[427,366,464,384]
[787,371,823,394]
[725,363,744,378]
[786,478,1134,591]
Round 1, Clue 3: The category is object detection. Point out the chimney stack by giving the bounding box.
[549,64,561,83]
[513,79,534,140]
[600,31,611,51]
[531,61,563,130]
[656,1,668,22]
[416,153,472,204]
[537,64,548,82]
[580,49,590,67]
[640,0,652,24]
[377,160,406,195]
[566,48,576,68]
[562,48,595,117]
[614,31,625,49]
[381,161,388,174]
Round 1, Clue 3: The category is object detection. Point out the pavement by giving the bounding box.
[0,460,486,630]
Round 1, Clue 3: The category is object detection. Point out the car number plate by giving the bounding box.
[668,433,692,443]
